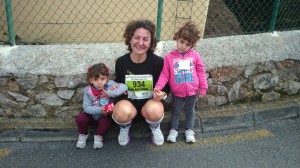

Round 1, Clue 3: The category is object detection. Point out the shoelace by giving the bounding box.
[152,128,163,140]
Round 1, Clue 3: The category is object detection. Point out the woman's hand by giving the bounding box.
[153,87,166,101]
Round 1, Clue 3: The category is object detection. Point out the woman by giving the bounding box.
[112,19,168,146]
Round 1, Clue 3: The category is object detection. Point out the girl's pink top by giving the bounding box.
[155,49,208,97]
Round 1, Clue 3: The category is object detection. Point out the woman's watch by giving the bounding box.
[162,92,167,100]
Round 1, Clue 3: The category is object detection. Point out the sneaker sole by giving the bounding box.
[186,139,196,143]
[166,138,176,143]
[76,143,86,148]
[93,144,103,149]
[167,135,178,143]
[186,141,196,143]
[167,140,176,143]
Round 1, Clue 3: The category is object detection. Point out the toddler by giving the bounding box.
[75,63,128,149]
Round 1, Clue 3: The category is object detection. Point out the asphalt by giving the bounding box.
[0,95,299,143]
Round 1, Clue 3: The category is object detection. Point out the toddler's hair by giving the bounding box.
[173,21,201,46]
[86,63,109,83]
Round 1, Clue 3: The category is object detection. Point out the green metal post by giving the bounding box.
[156,0,164,42]
[5,0,15,46]
[269,0,281,32]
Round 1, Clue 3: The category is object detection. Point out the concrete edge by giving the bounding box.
[0,97,299,142]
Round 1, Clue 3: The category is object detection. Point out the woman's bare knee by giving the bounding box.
[142,100,164,121]
[113,100,137,123]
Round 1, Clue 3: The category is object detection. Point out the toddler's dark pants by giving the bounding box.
[75,112,112,136]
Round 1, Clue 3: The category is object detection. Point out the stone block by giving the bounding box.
[20,128,78,142]
[0,129,20,142]
[199,105,253,132]
[244,99,299,125]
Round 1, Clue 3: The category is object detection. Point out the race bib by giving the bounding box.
[178,59,190,70]
[125,75,153,99]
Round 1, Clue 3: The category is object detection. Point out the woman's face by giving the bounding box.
[130,28,151,55]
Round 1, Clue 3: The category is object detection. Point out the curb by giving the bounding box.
[0,96,299,142]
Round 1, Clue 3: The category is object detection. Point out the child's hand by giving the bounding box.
[153,87,166,101]
[102,90,108,97]
[101,103,114,116]
[109,84,119,91]
[101,107,108,116]
[199,94,205,99]
[154,87,161,93]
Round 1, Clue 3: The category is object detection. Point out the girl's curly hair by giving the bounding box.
[123,19,157,53]
[173,21,201,47]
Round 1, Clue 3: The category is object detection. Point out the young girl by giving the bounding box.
[154,21,208,143]
[75,63,128,149]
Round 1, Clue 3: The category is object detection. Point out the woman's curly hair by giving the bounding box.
[123,19,157,53]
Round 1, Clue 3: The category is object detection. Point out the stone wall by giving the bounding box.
[1,30,299,122]
[1,59,299,119]
[198,59,300,110]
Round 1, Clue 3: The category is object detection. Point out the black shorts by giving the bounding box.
[114,97,150,121]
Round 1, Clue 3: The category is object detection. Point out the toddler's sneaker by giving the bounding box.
[150,125,164,146]
[76,134,89,148]
[185,129,196,143]
[93,135,103,149]
[118,125,131,146]
[167,129,178,143]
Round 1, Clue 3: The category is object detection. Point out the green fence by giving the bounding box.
[1,0,299,45]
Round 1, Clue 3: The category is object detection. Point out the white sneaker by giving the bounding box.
[118,125,131,146]
[167,129,178,143]
[150,125,164,146]
[93,135,103,149]
[76,134,89,148]
[185,129,196,143]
